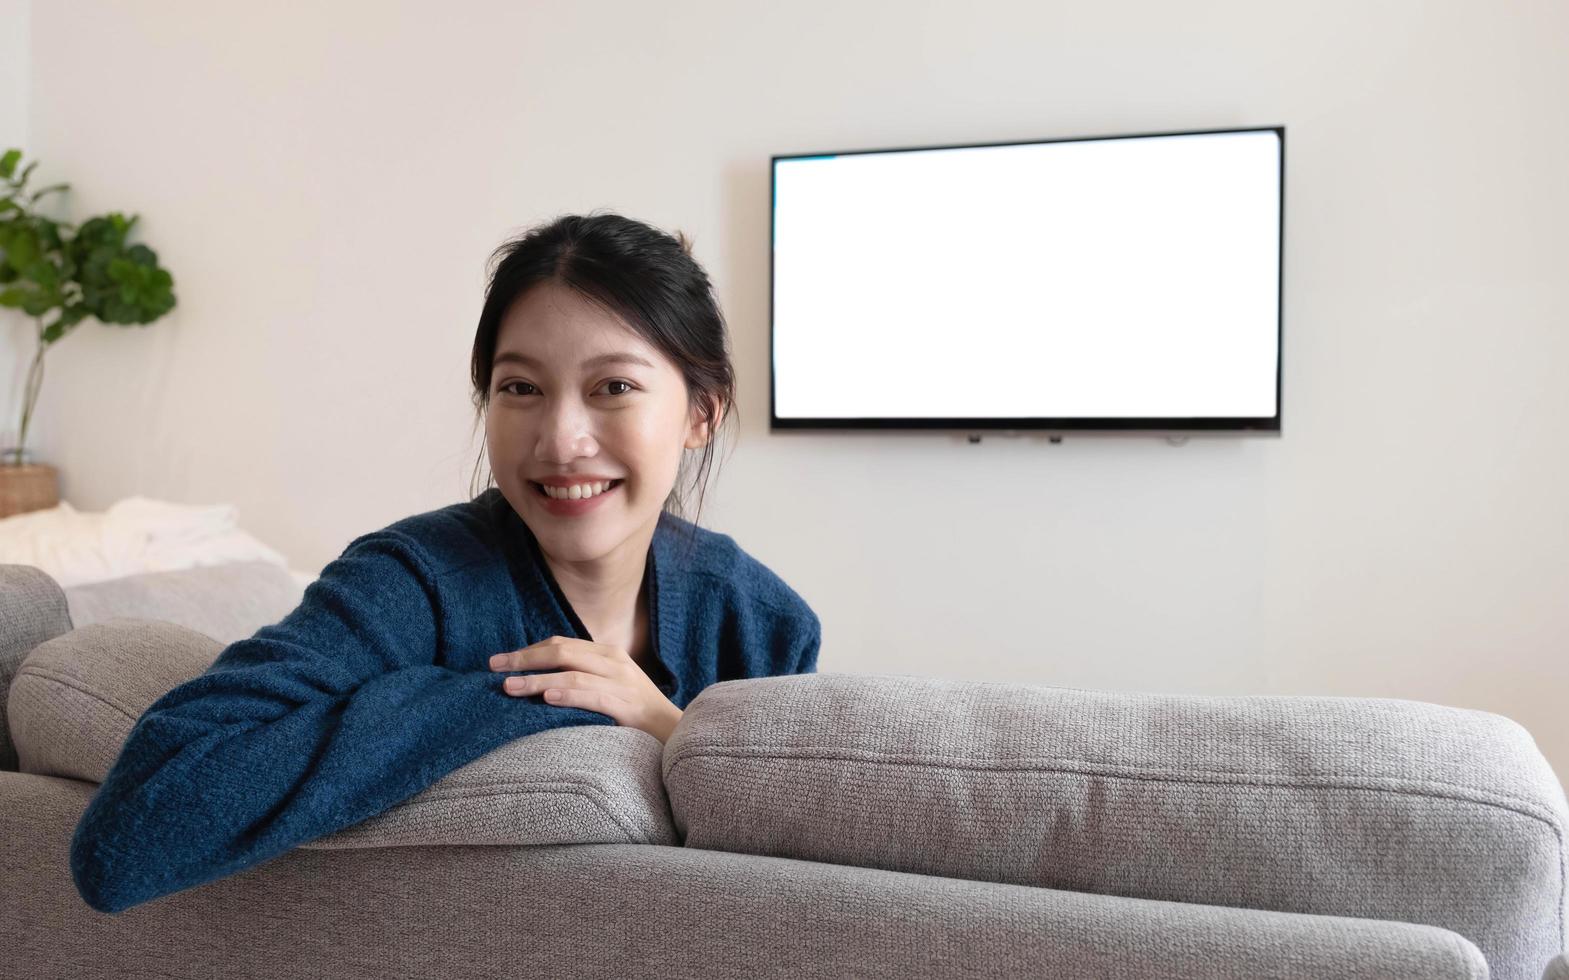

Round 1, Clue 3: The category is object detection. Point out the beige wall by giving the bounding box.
[0,0,33,457]
[5,1,1567,777]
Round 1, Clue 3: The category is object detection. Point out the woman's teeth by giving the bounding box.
[536,479,621,500]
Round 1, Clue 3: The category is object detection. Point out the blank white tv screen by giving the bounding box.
[770,126,1283,432]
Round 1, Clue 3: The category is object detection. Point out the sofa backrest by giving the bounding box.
[60,560,307,645]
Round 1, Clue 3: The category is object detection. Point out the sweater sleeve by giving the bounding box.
[69,528,613,914]
[793,611,822,675]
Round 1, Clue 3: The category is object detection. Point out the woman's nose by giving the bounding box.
[535,399,597,455]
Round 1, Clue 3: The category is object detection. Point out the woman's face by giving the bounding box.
[485,280,715,565]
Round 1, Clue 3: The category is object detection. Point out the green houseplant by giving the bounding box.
[0,147,177,513]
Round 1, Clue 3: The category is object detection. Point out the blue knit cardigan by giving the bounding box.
[69,488,822,914]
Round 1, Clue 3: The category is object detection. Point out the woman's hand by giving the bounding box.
[489,636,684,744]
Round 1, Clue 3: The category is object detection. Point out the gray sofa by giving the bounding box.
[2,559,1566,980]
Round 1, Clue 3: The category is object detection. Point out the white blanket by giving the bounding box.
[0,495,316,589]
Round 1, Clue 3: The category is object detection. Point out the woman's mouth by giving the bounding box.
[529,479,624,516]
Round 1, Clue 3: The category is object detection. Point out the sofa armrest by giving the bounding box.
[0,563,75,771]
[664,672,1569,980]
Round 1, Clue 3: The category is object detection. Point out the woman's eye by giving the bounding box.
[498,380,635,397]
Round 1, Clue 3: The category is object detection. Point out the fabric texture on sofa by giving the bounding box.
[664,671,1569,974]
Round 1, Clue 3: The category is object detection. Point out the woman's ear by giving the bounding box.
[685,394,723,450]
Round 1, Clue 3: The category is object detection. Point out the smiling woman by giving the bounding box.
[467,213,737,533]
[466,212,742,674]
[67,211,823,915]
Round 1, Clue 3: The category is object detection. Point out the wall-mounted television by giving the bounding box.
[769,125,1284,434]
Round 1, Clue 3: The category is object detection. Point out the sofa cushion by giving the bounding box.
[662,672,1569,979]
[298,724,676,849]
[9,619,677,848]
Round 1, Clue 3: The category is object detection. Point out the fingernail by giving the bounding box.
[504,676,523,692]
[489,654,506,670]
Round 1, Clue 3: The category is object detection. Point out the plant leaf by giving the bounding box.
[7,228,38,267]
[28,182,69,205]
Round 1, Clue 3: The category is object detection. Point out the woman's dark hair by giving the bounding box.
[468,210,738,556]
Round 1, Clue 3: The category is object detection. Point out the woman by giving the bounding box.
[70,212,822,915]
[471,212,818,744]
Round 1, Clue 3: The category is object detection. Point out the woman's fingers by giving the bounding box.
[503,670,635,719]
[490,637,628,675]
[488,639,587,673]
[503,671,575,695]
[535,685,633,716]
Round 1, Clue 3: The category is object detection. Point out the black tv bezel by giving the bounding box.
[767,124,1285,436]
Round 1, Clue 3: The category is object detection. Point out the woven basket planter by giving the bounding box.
[0,461,60,519]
